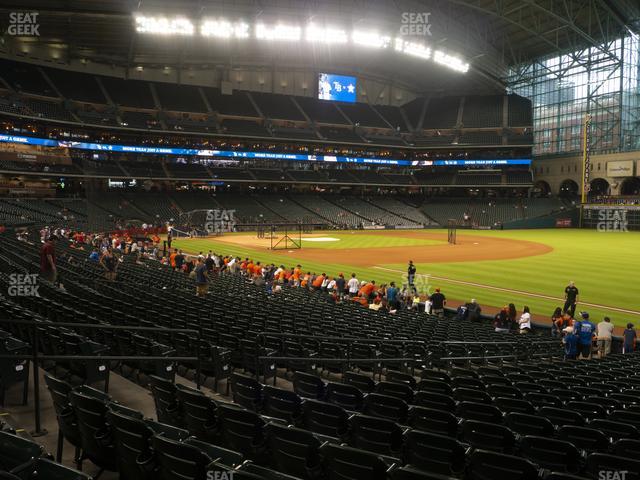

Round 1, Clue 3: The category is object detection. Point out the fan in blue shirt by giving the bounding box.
[573,312,596,358]
[563,327,578,360]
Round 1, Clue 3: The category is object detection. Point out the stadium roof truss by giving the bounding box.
[505,33,640,156]
[445,0,639,65]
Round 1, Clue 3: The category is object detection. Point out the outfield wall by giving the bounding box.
[582,205,640,231]
[501,208,579,229]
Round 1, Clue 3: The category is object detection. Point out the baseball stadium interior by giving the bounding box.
[1,1,640,480]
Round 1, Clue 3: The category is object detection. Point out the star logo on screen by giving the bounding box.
[347,83,355,93]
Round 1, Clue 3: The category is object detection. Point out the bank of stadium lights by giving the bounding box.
[305,24,348,44]
[201,20,249,38]
[395,38,431,60]
[255,23,301,41]
[352,30,391,49]
[134,15,194,35]
[134,15,469,73]
[434,50,469,73]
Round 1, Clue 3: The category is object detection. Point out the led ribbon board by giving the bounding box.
[0,134,530,167]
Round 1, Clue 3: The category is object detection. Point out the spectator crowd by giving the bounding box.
[34,226,637,360]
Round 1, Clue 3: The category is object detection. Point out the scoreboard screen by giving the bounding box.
[318,73,356,103]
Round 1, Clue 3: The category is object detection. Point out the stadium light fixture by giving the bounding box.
[134,15,194,35]
[132,16,471,74]
[395,38,432,60]
[201,19,249,38]
[434,50,469,73]
[305,23,348,44]
[255,23,301,41]
[352,30,391,49]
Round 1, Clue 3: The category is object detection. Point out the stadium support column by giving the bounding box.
[580,113,592,227]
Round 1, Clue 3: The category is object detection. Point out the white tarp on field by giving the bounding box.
[301,237,340,242]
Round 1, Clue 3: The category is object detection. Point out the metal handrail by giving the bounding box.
[256,332,562,346]
[1,319,198,334]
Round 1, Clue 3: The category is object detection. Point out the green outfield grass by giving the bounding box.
[172,229,640,327]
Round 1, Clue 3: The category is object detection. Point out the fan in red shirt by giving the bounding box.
[40,235,58,283]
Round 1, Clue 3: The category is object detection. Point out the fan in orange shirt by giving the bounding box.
[358,280,376,299]
[351,294,369,307]
[312,273,325,289]
[293,265,302,281]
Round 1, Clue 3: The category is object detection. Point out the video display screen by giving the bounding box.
[318,73,356,103]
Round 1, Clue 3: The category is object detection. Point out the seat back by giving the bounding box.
[184,438,243,468]
[539,407,584,427]
[457,401,503,423]
[238,462,307,480]
[176,386,217,441]
[520,435,581,473]
[326,383,364,411]
[0,431,43,472]
[467,449,539,480]
[391,466,459,480]
[300,399,349,438]
[43,374,73,416]
[416,380,453,396]
[407,407,458,438]
[412,392,456,411]
[148,375,180,426]
[586,453,640,480]
[43,375,81,448]
[557,425,610,452]
[375,382,413,403]
[363,393,408,423]
[320,443,391,480]
[28,457,92,480]
[386,371,417,389]
[344,372,375,393]
[609,410,640,430]
[349,414,403,455]
[524,393,561,409]
[263,386,302,423]
[69,392,116,471]
[612,438,640,459]
[106,409,156,480]
[152,435,211,480]
[493,397,535,415]
[565,401,607,421]
[403,430,466,476]
[216,405,266,460]
[230,374,263,411]
[505,412,555,437]
[461,420,516,454]
[292,372,325,400]
[264,423,322,478]
[589,419,639,441]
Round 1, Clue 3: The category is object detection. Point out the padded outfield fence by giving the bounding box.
[581,204,640,231]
